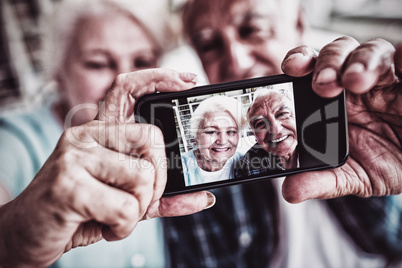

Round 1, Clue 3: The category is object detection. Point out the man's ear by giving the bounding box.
[55,72,66,94]
[296,5,307,42]
[55,73,62,89]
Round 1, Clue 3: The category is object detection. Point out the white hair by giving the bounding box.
[41,0,175,81]
[253,87,293,103]
[247,87,294,118]
[189,95,246,137]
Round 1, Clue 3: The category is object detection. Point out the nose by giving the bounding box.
[222,36,255,80]
[216,132,229,145]
[116,60,134,75]
[268,119,283,135]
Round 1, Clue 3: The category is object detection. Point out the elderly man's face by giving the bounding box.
[185,0,304,84]
[248,92,297,157]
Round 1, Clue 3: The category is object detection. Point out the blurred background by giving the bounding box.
[0,0,401,111]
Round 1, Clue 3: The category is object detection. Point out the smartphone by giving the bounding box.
[135,74,349,196]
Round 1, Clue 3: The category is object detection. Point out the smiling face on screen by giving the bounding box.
[248,91,297,160]
[195,111,239,171]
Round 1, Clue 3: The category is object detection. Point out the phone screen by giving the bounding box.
[171,81,297,187]
[135,74,349,195]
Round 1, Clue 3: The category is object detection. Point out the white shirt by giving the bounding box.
[271,177,387,268]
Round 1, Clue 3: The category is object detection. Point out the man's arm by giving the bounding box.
[281,37,402,201]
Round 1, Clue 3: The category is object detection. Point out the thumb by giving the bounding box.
[394,43,402,78]
[144,191,216,219]
[281,45,318,77]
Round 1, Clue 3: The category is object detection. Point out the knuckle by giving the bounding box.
[50,151,82,199]
[135,159,156,185]
[333,36,358,44]
[63,125,95,148]
[320,36,359,56]
[114,73,129,87]
[119,196,139,220]
[113,197,139,235]
[135,123,164,147]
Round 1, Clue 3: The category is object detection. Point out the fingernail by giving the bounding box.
[284,52,306,62]
[192,76,206,84]
[179,72,197,83]
[344,62,365,76]
[204,191,216,210]
[315,68,337,84]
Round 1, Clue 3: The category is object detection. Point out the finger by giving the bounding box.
[68,221,103,251]
[144,191,216,219]
[394,43,402,78]
[66,122,167,203]
[67,169,146,241]
[341,38,397,94]
[313,36,360,98]
[281,160,369,203]
[84,147,156,212]
[96,68,197,122]
[281,45,318,77]
[282,143,402,203]
[106,123,167,203]
[282,170,338,203]
[52,143,157,241]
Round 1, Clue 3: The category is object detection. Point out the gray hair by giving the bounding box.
[41,0,175,81]
[189,95,246,137]
[247,87,294,118]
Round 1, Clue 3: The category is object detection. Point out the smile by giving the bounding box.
[212,148,230,152]
[270,135,288,143]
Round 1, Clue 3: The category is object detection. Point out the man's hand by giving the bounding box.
[281,37,402,202]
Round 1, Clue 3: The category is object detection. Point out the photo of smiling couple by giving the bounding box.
[177,82,298,186]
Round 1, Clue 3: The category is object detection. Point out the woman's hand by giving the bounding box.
[96,68,198,122]
[96,68,216,222]
[281,37,402,202]
[0,69,214,268]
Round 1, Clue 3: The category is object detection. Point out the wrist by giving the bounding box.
[0,202,21,267]
[0,200,61,267]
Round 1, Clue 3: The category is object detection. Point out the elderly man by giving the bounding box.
[1,0,400,267]
[236,88,298,177]
[163,0,402,267]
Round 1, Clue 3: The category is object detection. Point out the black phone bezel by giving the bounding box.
[134,74,349,196]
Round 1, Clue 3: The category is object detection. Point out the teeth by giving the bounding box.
[213,148,229,152]
[271,136,287,143]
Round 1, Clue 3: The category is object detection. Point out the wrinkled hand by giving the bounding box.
[96,68,216,223]
[281,37,402,202]
[0,69,214,268]
[96,68,198,122]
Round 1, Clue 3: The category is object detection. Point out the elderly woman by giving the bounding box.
[182,95,245,186]
[0,0,183,267]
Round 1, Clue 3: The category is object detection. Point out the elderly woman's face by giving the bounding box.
[248,92,297,157]
[196,111,239,167]
[59,14,159,126]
